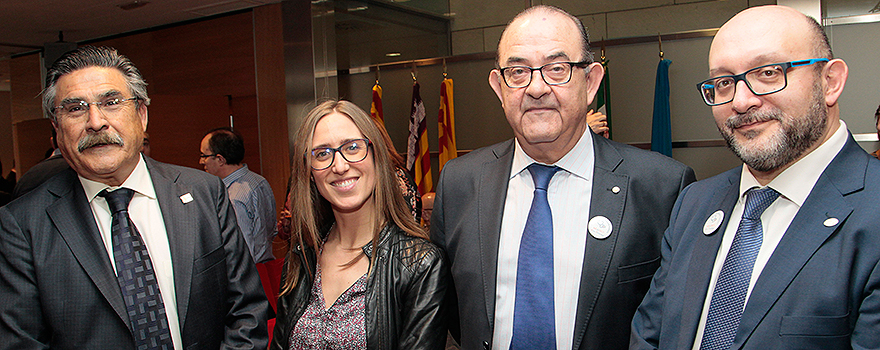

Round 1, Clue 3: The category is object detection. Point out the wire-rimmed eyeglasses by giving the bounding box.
[697,58,828,106]
[309,139,372,170]
[53,97,141,120]
[498,61,590,88]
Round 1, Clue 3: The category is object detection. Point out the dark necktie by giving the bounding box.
[700,187,780,350]
[511,163,560,350]
[99,188,174,350]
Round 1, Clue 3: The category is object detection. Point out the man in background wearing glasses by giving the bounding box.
[632,5,880,349]
[199,127,277,264]
[431,5,696,350]
[0,46,269,349]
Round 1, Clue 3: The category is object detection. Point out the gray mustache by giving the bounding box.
[78,132,124,152]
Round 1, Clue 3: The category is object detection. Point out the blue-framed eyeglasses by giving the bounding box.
[309,139,372,170]
[697,58,829,106]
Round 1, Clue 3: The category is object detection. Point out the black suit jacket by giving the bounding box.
[0,158,269,349]
[431,133,696,350]
[631,135,880,349]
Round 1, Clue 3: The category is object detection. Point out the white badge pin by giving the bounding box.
[611,186,621,194]
[588,216,613,240]
[703,210,724,235]
[180,193,193,204]
[823,217,839,227]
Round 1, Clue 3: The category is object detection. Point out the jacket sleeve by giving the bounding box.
[215,179,271,349]
[630,184,691,350]
[0,207,48,350]
[398,246,450,350]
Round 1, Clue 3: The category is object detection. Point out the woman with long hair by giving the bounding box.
[271,100,448,350]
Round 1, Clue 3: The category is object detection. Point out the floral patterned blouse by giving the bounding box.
[289,260,368,349]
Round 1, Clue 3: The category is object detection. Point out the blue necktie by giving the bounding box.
[700,187,780,350]
[99,188,174,350]
[511,163,560,350]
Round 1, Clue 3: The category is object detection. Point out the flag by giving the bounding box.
[370,82,384,127]
[651,59,673,157]
[596,58,611,138]
[437,77,457,171]
[407,82,432,194]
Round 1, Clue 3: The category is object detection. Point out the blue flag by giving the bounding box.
[651,59,673,157]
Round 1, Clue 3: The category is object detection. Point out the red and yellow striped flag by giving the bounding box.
[437,77,457,171]
[406,82,432,194]
[370,82,384,126]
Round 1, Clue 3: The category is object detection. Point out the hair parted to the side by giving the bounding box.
[280,99,428,296]
[496,5,594,67]
[205,127,245,165]
[43,46,150,122]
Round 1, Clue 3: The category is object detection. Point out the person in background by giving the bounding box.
[200,127,277,263]
[631,6,880,349]
[142,131,151,157]
[421,191,435,229]
[431,5,695,350]
[272,99,448,350]
[872,104,880,160]
[12,128,69,199]
[0,45,268,349]
[587,109,609,138]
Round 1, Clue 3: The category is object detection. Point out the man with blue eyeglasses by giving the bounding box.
[631,5,880,349]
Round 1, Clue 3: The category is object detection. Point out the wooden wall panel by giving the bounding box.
[146,94,230,169]
[253,3,290,212]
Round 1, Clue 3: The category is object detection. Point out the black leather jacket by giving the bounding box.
[270,223,449,350]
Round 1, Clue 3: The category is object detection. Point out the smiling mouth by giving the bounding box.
[332,178,357,187]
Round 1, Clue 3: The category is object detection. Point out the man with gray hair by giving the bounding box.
[431,5,695,349]
[0,46,269,349]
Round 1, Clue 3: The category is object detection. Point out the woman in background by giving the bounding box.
[271,100,448,350]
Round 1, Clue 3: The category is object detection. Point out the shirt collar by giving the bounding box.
[511,126,594,180]
[80,154,156,202]
[222,164,249,187]
[738,120,848,206]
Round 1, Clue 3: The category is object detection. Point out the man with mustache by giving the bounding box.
[431,5,695,349]
[631,6,880,349]
[0,46,269,349]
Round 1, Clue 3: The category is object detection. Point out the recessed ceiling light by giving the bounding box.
[118,1,150,11]
[386,52,401,57]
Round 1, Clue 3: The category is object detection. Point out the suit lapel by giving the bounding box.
[146,159,196,329]
[571,135,626,349]
[46,170,130,329]
[731,137,864,348]
[678,171,740,347]
[480,140,515,330]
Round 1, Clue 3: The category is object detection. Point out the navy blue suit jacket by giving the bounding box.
[631,135,880,349]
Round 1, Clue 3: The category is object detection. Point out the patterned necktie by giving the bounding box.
[700,187,780,350]
[99,188,173,350]
[511,163,560,350]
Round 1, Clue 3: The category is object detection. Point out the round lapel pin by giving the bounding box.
[703,210,724,235]
[589,216,613,240]
[823,217,839,227]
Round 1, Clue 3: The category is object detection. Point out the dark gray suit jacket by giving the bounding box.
[431,132,696,350]
[631,135,880,349]
[0,158,269,349]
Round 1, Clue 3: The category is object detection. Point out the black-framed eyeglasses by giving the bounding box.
[309,139,372,170]
[498,61,590,88]
[697,58,829,106]
[53,97,141,120]
[199,153,218,159]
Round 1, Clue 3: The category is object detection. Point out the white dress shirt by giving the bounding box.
[493,127,595,350]
[692,121,848,349]
[80,155,183,350]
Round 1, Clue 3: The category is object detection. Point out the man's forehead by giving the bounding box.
[56,67,129,99]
